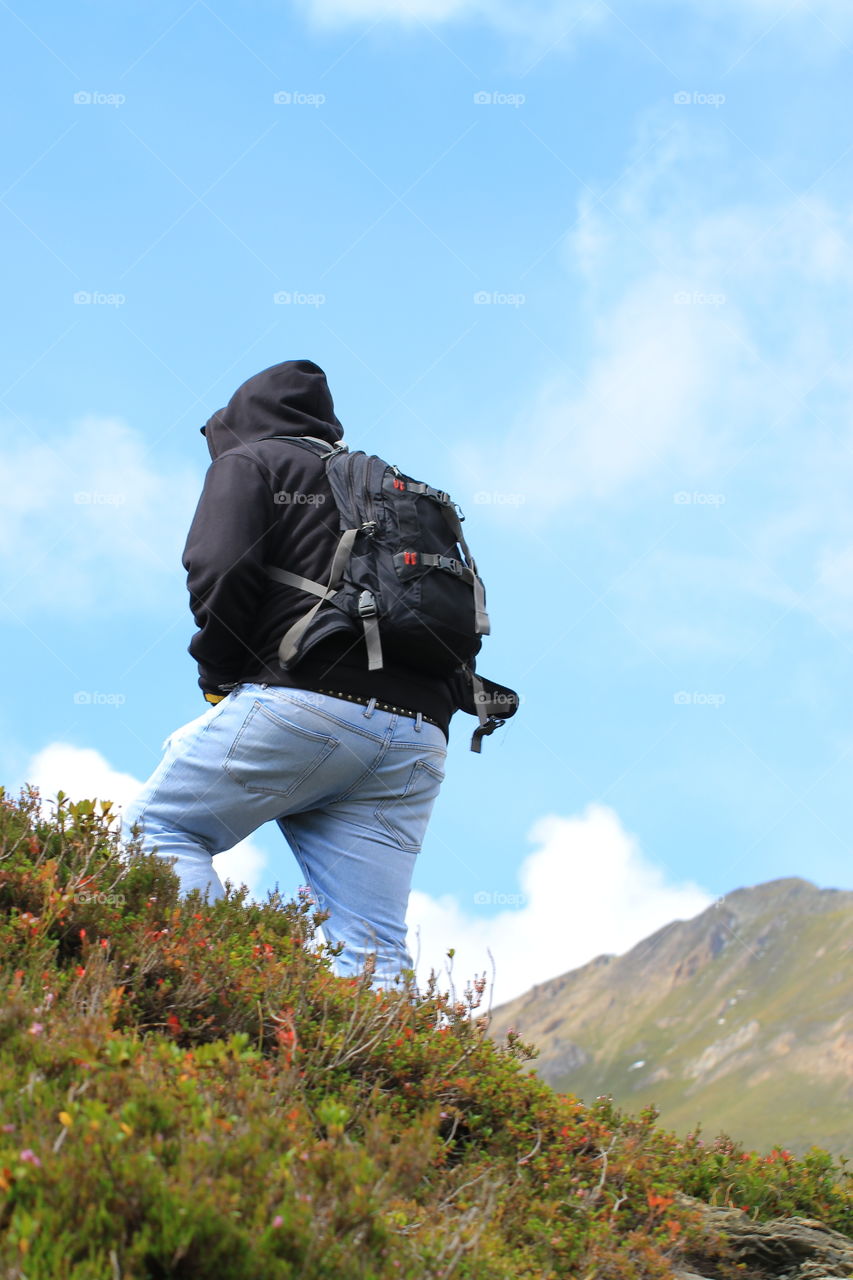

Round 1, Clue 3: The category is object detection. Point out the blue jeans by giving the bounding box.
[121,683,447,986]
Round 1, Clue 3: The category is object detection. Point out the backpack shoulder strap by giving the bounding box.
[440,504,490,636]
[261,435,358,666]
[259,434,349,460]
[269,525,360,667]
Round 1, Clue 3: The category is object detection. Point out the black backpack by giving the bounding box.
[262,436,519,752]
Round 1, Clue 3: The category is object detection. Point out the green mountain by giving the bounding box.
[488,878,853,1157]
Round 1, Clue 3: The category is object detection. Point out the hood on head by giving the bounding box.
[200,360,344,460]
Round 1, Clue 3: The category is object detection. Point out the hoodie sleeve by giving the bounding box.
[182,453,275,693]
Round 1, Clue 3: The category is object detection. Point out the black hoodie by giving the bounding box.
[182,360,458,738]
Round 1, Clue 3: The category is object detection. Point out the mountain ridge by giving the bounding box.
[488,877,853,1156]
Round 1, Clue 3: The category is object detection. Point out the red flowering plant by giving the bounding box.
[0,784,849,1279]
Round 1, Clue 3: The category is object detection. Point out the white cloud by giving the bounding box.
[456,115,853,524]
[0,416,200,615]
[19,742,269,901]
[17,751,713,996]
[24,742,142,814]
[299,0,853,43]
[458,275,741,516]
[305,0,476,18]
[816,544,853,600]
[407,802,711,1005]
[299,0,598,35]
[453,113,853,657]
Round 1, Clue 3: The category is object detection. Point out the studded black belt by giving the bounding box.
[312,687,442,730]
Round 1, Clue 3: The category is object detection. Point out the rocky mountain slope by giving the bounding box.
[488,878,852,1156]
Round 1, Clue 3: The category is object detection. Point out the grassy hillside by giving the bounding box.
[488,880,853,1158]
[0,785,850,1279]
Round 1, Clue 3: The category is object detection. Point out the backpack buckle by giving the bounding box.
[357,589,378,617]
[439,555,463,575]
[314,439,349,459]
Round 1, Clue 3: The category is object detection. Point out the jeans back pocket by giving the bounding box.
[223,699,339,799]
[374,757,445,852]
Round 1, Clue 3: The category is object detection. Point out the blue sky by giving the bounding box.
[2,0,852,1002]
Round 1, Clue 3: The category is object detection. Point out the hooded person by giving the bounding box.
[200,358,344,461]
[122,357,517,988]
[183,358,458,735]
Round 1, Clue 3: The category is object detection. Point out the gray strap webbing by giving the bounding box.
[301,436,348,457]
[356,590,384,671]
[395,551,476,586]
[472,670,488,725]
[406,480,452,505]
[261,435,348,459]
[469,671,507,753]
[425,555,475,585]
[440,506,491,636]
[272,526,359,666]
[264,566,327,598]
[470,670,493,753]
[362,613,383,670]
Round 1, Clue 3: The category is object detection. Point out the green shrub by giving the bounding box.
[0,784,849,1279]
